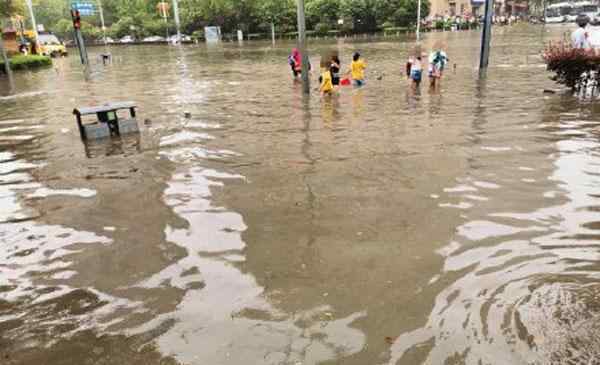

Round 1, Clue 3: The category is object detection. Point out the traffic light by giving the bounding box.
[71,10,81,30]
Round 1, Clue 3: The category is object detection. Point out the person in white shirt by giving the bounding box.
[572,15,591,49]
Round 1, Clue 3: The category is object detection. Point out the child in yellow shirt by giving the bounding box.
[349,52,367,86]
[320,68,334,95]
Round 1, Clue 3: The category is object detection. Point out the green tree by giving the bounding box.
[379,0,430,26]
[1,0,25,20]
[306,0,341,29]
[341,0,379,32]
[258,0,296,33]
[53,18,73,39]
[30,0,70,31]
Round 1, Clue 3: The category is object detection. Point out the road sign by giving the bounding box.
[72,2,95,16]
[157,2,170,18]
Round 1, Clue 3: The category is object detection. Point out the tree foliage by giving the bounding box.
[4,0,430,39]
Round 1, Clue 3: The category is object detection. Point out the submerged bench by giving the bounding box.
[73,102,139,140]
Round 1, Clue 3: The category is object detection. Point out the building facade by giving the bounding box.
[428,0,529,18]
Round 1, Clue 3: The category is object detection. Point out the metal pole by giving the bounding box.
[24,0,39,41]
[271,22,276,46]
[416,0,422,42]
[172,0,182,43]
[98,0,107,47]
[71,11,89,66]
[479,0,494,70]
[0,28,15,91]
[297,0,310,94]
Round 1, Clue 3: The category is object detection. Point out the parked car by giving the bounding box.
[142,36,166,43]
[104,37,115,44]
[119,35,135,44]
[167,34,192,43]
[38,33,68,57]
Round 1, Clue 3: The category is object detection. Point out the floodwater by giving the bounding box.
[0,24,598,365]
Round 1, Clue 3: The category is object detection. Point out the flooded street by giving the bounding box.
[2,24,600,364]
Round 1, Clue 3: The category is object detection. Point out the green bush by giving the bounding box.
[314,22,331,36]
[339,22,354,35]
[192,29,205,41]
[0,55,52,72]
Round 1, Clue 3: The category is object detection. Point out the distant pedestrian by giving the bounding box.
[289,48,302,79]
[406,56,413,78]
[428,46,448,88]
[330,55,341,86]
[349,52,367,87]
[572,15,591,50]
[410,56,423,88]
[320,66,334,96]
[18,44,28,55]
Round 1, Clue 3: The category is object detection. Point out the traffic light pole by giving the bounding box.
[296,0,310,94]
[479,0,494,71]
[71,10,89,66]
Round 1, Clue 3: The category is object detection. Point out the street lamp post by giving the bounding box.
[416,0,422,42]
[97,0,108,47]
[296,0,310,94]
[24,0,39,41]
[172,0,182,43]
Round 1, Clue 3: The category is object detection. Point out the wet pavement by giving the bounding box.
[1,24,599,364]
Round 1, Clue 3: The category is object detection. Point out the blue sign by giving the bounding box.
[72,2,95,16]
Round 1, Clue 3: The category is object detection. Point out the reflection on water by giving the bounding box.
[2,24,600,365]
[83,134,142,159]
[389,96,600,364]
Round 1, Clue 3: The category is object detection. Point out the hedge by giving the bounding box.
[543,41,600,91]
[0,55,52,73]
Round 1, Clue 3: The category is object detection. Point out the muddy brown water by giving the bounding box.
[1,24,599,365]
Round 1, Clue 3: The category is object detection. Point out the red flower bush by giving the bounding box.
[543,41,600,90]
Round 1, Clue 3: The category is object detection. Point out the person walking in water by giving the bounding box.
[428,45,448,88]
[349,52,367,87]
[409,55,424,89]
[330,55,341,87]
[289,48,303,79]
[572,15,592,49]
[320,65,334,96]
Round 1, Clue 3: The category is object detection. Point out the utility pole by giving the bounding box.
[479,0,494,71]
[416,0,422,42]
[271,22,276,46]
[24,0,39,41]
[24,0,41,56]
[172,0,182,43]
[98,0,107,47]
[0,26,15,91]
[296,0,310,94]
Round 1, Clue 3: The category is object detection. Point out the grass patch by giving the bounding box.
[0,55,52,72]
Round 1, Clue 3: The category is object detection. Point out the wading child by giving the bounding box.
[429,48,448,88]
[289,48,302,79]
[320,67,334,96]
[410,56,423,88]
[349,52,367,87]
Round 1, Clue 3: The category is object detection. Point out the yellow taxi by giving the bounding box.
[38,33,68,57]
